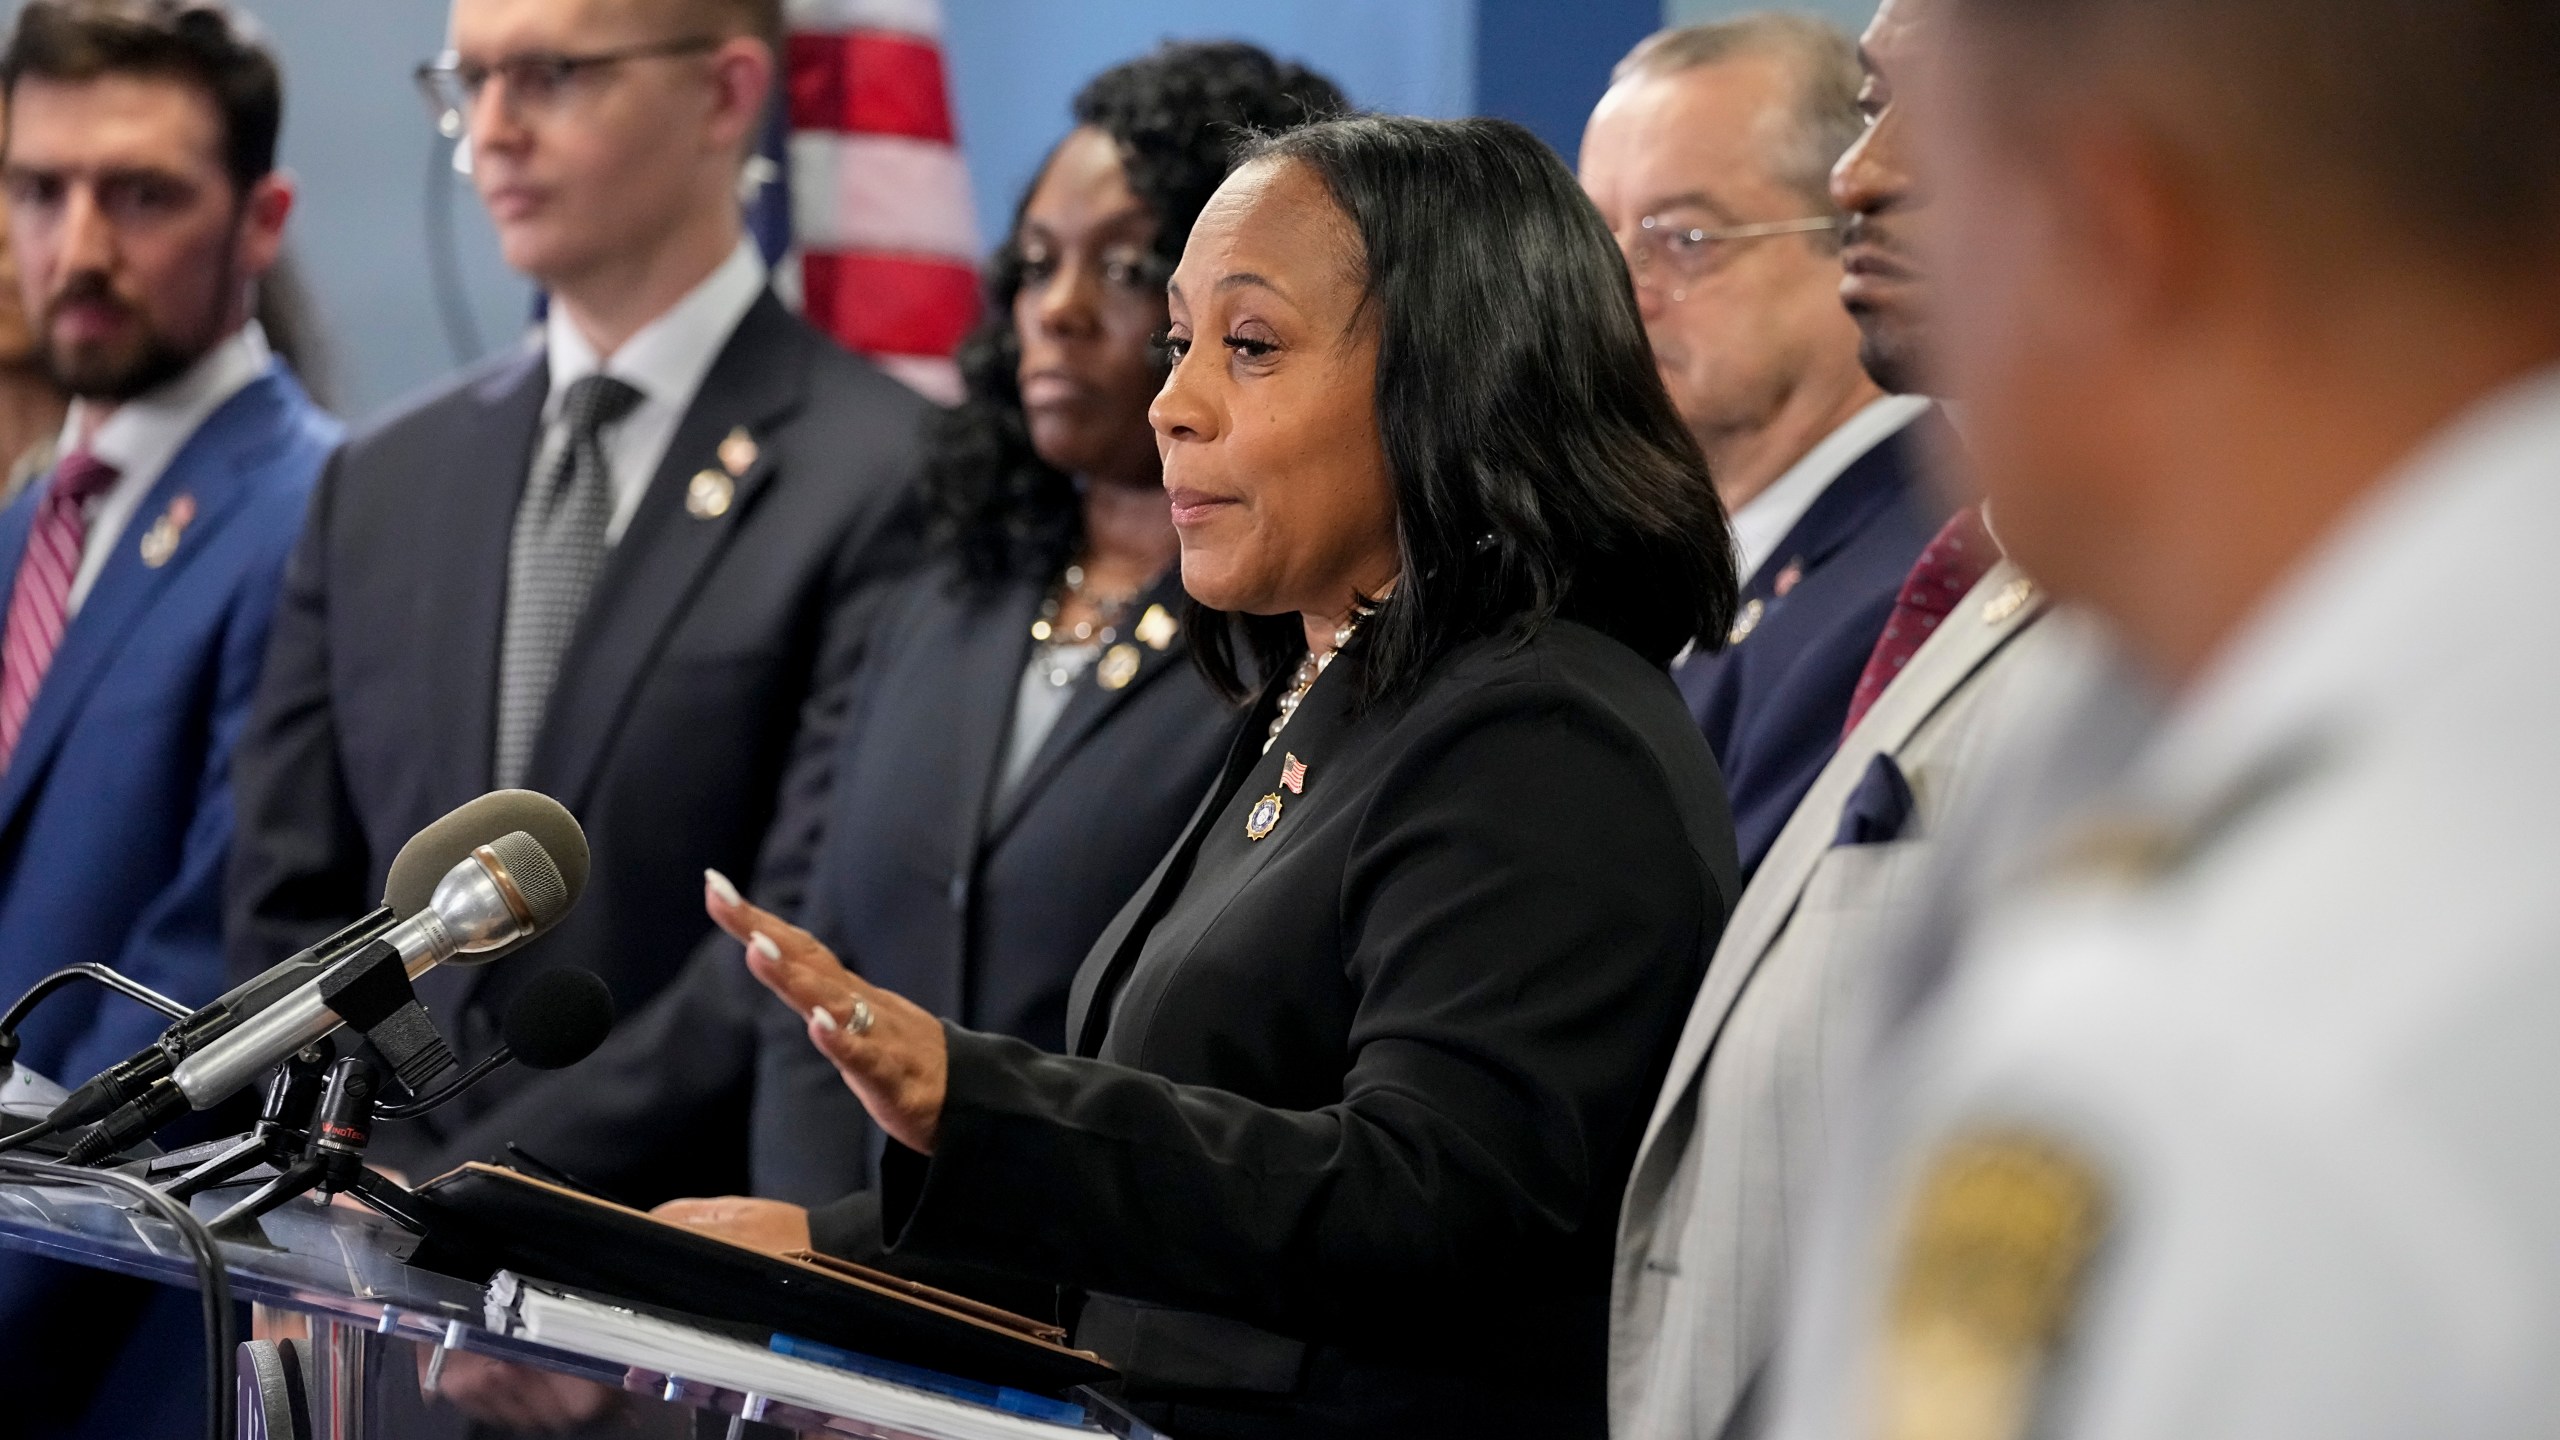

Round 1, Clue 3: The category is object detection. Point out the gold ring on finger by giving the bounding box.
[845,997,875,1036]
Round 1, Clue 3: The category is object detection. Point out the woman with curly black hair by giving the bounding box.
[419,41,1345,1428]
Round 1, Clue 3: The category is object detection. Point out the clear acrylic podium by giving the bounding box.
[0,1172,1157,1440]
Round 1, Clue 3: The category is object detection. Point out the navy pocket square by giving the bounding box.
[1835,752,1916,846]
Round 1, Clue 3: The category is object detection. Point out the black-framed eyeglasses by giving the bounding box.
[414,36,722,137]
[1628,213,1840,301]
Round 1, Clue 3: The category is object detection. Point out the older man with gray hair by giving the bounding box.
[1583,15,1950,880]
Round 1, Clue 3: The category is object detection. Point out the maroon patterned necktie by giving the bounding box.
[0,451,121,771]
[1841,505,1996,737]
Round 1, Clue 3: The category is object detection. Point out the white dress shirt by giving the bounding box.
[1729,393,1932,581]
[533,238,767,543]
[58,320,272,613]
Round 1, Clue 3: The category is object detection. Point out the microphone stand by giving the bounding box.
[207,1056,433,1238]
[157,1041,334,1201]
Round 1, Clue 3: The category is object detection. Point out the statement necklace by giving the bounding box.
[1031,563,1140,689]
[1264,606,1371,753]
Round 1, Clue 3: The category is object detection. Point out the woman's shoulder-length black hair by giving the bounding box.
[1195,114,1738,705]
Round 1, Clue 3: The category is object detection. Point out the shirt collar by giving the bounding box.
[1730,394,1933,582]
[64,320,272,483]
[544,239,767,420]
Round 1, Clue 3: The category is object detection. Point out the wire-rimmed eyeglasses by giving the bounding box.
[414,36,721,138]
[1627,213,1840,301]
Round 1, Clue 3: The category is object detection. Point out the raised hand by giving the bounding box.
[703,869,948,1153]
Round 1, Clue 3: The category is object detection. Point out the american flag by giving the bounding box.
[751,0,981,403]
[1280,752,1307,795]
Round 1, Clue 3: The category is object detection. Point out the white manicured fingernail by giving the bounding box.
[705,868,742,907]
[749,932,782,963]
[811,1006,840,1036]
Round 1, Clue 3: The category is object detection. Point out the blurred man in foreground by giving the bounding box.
[1581,14,1947,878]
[1604,1,2097,1432]
[1770,0,2560,1435]
[0,3,339,1435]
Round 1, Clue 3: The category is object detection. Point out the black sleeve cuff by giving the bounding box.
[806,1187,888,1264]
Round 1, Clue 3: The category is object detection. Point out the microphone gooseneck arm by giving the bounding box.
[0,965,190,1069]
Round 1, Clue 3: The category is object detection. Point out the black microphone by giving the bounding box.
[45,790,591,1128]
[377,968,614,1121]
[64,832,586,1164]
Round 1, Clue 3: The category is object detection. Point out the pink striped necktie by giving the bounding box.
[0,451,121,771]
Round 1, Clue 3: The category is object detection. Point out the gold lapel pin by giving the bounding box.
[1244,790,1284,841]
[138,493,196,568]
[718,426,758,478]
[1097,642,1141,691]
[1728,596,1765,645]
[1134,603,1178,652]
[685,469,734,520]
[1981,576,2038,625]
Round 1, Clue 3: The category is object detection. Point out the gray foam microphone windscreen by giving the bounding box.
[382,789,589,964]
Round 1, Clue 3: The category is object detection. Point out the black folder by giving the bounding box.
[409,1162,1114,1394]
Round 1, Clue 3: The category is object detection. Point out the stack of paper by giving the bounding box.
[485,1273,1101,1440]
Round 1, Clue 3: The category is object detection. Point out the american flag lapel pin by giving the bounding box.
[1246,753,1308,842]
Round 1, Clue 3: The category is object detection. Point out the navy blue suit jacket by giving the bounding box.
[226,295,927,1171]
[0,364,335,1440]
[1674,414,1949,878]
[0,365,337,1087]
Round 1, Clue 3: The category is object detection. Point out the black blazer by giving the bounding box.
[223,294,928,1164]
[818,620,1738,1440]
[1674,416,1950,878]
[425,562,1237,1209]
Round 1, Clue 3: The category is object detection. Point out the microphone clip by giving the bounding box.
[315,940,456,1095]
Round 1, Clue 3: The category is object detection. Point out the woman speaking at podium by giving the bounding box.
[684,115,1741,1438]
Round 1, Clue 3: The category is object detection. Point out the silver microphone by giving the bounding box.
[171,833,573,1108]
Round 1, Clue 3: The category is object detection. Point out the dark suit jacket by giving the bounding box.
[1674,415,1949,879]
[820,620,1738,1440]
[426,563,1236,1209]
[223,294,927,1166]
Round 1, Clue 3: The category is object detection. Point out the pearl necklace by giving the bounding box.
[1264,609,1367,753]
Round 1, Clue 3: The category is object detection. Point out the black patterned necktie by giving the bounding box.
[496,373,644,788]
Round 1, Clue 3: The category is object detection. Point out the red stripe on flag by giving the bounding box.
[802,252,980,359]
[786,31,956,143]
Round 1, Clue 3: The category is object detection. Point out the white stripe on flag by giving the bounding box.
[789,132,981,259]
[786,0,944,37]
[869,354,964,406]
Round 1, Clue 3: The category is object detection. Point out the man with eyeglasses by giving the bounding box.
[1582,14,1950,880]
[226,0,926,1241]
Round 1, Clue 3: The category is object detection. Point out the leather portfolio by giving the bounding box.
[409,1162,1113,1394]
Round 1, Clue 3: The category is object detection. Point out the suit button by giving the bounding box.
[948,876,968,911]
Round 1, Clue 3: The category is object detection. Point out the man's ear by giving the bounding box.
[238,169,294,279]
[706,35,775,161]
[2050,115,2227,352]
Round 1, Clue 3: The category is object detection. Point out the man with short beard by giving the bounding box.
[0,3,340,1436]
